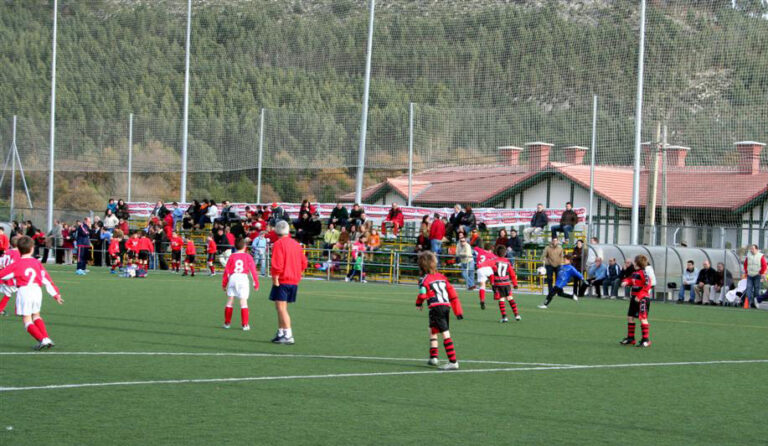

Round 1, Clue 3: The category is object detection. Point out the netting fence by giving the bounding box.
[0,0,766,247]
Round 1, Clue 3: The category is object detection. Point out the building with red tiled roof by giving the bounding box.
[340,142,768,248]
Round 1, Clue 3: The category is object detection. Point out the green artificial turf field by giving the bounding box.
[1,265,766,445]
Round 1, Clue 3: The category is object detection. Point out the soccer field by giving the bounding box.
[1,266,766,445]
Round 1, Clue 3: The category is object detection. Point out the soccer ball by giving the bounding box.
[537,266,546,276]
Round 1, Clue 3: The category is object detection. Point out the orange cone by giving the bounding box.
[743,294,750,309]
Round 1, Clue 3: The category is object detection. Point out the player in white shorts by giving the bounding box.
[0,237,20,316]
[473,245,497,310]
[0,236,63,350]
[221,238,259,331]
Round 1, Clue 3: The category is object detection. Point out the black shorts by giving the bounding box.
[269,284,298,303]
[493,285,512,299]
[207,253,216,263]
[127,251,137,260]
[139,250,150,260]
[428,305,451,334]
[171,251,181,261]
[186,254,196,263]
[628,297,651,319]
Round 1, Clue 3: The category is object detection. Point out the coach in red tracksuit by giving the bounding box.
[269,220,308,345]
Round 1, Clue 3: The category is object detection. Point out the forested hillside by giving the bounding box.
[0,0,766,210]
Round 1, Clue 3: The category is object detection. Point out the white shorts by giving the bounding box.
[476,266,493,283]
[0,284,17,296]
[226,274,250,300]
[16,285,42,316]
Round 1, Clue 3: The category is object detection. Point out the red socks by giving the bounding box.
[508,298,519,316]
[627,322,636,339]
[34,318,49,338]
[26,323,44,341]
[0,295,9,312]
[443,338,457,363]
[429,345,439,359]
[224,306,233,325]
[241,308,249,327]
[479,289,486,302]
[498,300,507,317]
[210,265,215,274]
[641,323,649,340]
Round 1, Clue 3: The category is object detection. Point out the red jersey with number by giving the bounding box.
[221,252,259,290]
[0,257,59,296]
[185,240,196,256]
[0,250,17,286]
[623,269,652,299]
[126,238,141,253]
[206,239,217,254]
[490,257,518,287]
[170,236,183,252]
[108,238,121,256]
[416,273,462,317]
[474,247,497,268]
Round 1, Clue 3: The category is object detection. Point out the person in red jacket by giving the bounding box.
[138,232,154,272]
[108,229,123,274]
[169,232,184,273]
[269,220,308,345]
[183,238,196,277]
[0,227,9,256]
[206,236,217,276]
[620,255,653,348]
[429,213,446,256]
[416,251,463,370]
[381,203,404,239]
[125,232,141,268]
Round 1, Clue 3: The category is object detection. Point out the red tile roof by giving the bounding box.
[342,162,768,211]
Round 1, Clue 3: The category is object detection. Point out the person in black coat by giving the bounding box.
[460,205,476,234]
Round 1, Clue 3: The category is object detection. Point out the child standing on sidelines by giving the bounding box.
[416,251,463,370]
[108,229,123,274]
[0,236,63,350]
[206,236,217,276]
[537,256,583,309]
[0,236,20,316]
[490,244,520,322]
[221,238,259,330]
[183,238,197,277]
[620,254,653,348]
[126,232,141,268]
[345,239,366,283]
[170,232,183,273]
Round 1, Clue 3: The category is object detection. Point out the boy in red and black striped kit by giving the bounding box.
[490,244,520,323]
[206,236,217,276]
[416,251,463,370]
[620,254,653,348]
[169,232,183,273]
[183,238,197,277]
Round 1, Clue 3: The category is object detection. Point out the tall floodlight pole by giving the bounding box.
[354,0,375,204]
[256,108,265,203]
[631,0,647,245]
[10,116,17,221]
[47,0,58,232]
[407,102,414,207]
[180,0,192,203]
[588,95,597,238]
[127,113,133,201]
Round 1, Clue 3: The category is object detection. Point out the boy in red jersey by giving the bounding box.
[169,231,184,273]
[183,237,197,277]
[138,232,154,272]
[206,236,217,276]
[473,245,497,310]
[416,251,463,370]
[125,232,141,268]
[490,245,520,323]
[0,236,62,350]
[221,238,260,330]
[620,254,653,348]
[0,226,9,256]
[0,236,20,316]
[108,229,124,274]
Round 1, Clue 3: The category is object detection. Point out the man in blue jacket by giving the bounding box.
[75,217,92,275]
[581,257,608,298]
[538,256,584,309]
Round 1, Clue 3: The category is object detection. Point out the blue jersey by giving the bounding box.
[555,264,584,288]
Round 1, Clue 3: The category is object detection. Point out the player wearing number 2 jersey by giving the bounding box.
[221,238,260,331]
[0,236,63,350]
[416,252,463,370]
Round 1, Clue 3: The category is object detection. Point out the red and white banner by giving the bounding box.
[128,202,585,228]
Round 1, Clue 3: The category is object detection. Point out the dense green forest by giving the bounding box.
[0,0,766,212]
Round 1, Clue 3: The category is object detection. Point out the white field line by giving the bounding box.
[0,351,573,367]
[1,359,766,393]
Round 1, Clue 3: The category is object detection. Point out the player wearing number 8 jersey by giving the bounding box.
[416,251,463,370]
[221,238,260,331]
[0,236,63,350]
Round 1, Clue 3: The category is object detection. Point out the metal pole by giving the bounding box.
[15,143,34,209]
[354,0,376,204]
[256,108,265,203]
[407,102,414,207]
[588,95,597,238]
[47,0,58,232]
[179,0,192,203]
[660,124,668,245]
[10,116,17,221]
[127,113,133,201]
[631,0,646,246]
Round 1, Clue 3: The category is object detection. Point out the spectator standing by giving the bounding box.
[456,234,475,290]
[523,204,548,239]
[603,258,622,298]
[541,237,564,293]
[115,199,130,220]
[429,213,446,256]
[381,203,404,239]
[268,202,288,227]
[449,204,465,240]
[151,200,169,219]
[61,224,74,265]
[103,210,118,231]
[75,217,92,275]
[251,231,268,276]
[678,260,697,303]
[743,244,766,308]
[269,220,308,345]
[329,203,349,228]
[171,202,184,228]
[694,261,717,305]
[571,239,584,273]
[550,202,578,242]
[106,198,117,214]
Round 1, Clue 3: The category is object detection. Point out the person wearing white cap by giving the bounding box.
[269,220,307,344]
